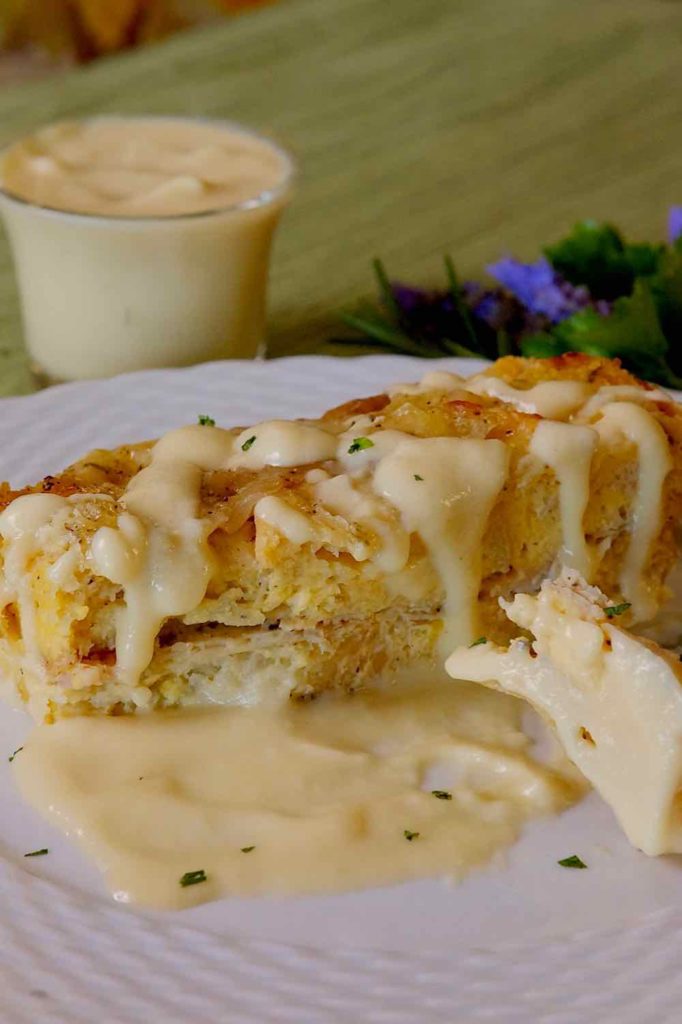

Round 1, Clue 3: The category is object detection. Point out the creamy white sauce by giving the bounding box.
[529,421,597,578]
[13,677,578,909]
[88,419,339,684]
[0,118,289,218]
[314,473,410,573]
[230,421,337,471]
[595,403,673,621]
[465,378,592,419]
[371,437,509,651]
[575,384,671,422]
[253,495,317,546]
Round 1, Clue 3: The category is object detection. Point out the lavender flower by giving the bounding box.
[668,206,682,245]
[486,256,590,323]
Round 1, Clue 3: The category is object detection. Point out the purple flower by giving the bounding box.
[668,206,682,245]
[486,256,588,323]
[391,284,430,315]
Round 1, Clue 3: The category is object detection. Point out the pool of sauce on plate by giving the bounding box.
[13,676,580,909]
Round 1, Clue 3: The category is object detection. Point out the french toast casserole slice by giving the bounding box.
[0,354,680,721]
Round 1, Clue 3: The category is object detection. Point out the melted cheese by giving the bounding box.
[13,676,578,908]
[595,403,673,621]
[529,421,597,578]
[445,574,682,856]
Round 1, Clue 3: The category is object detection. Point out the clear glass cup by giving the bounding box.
[0,118,294,383]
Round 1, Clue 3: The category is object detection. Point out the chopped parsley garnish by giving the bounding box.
[8,746,23,763]
[241,435,256,452]
[604,602,631,618]
[197,414,215,427]
[403,829,420,842]
[180,869,207,887]
[431,790,452,801]
[347,436,374,455]
[557,854,587,869]
[469,636,487,647]
[24,848,48,858]
[241,846,256,853]
[413,474,424,481]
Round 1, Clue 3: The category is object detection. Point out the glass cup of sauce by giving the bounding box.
[0,117,294,383]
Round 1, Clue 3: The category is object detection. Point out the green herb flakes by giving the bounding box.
[241,435,256,452]
[403,829,420,842]
[180,869,207,887]
[24,848,48,858]
[197,414,215,427]
[241,846,256,853]
[413,474,424,481]
[431,790,452,801]
[8,747,22,763]
[604,602,631,618]
[469,636,487,647]
[557,854,587,869]
[348,437,375,455]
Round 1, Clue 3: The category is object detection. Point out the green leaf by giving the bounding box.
[520,332,568,359]
[649,247,682,378]
[443,255,479,351]
[372,258,402,322]
[623,241,665,279]
[545,221,634,300]
[554,280,672,379]
[340,311,429,357]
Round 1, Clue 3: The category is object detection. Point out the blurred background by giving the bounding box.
[1,0,681,394]
[0,0,267,79]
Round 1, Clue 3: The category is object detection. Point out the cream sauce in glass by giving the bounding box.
[0,117,294,381]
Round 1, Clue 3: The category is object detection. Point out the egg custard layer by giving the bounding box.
[0,354,680,722]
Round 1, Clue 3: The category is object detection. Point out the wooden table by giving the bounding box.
[1,0,681,395]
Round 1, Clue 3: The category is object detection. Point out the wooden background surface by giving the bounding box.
[1,0,681,395]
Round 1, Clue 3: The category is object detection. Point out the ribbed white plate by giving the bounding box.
[1,355,681,1024]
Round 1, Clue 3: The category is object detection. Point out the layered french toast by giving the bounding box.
[0,354,680,720]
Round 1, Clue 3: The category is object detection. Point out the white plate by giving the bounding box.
[1,354,681,1023]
